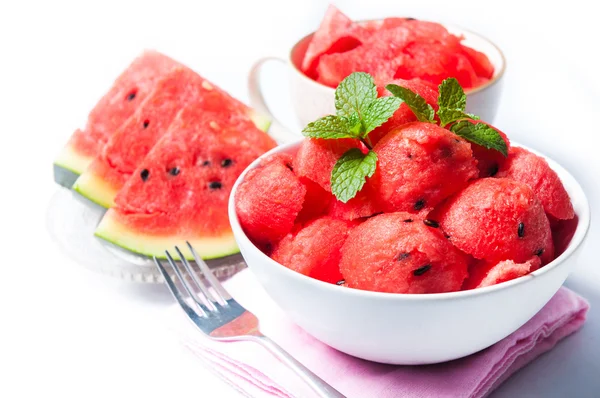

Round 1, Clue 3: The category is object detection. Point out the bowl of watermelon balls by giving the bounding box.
[249,5,504,134]
[231,72,590,365]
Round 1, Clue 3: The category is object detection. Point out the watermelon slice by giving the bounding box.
[72,67,270,208]
[94,106,276,260]
[53,51,179,186]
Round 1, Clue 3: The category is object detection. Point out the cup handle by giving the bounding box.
[248,57,301,144]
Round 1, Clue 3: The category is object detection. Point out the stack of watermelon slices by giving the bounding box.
[300,5,494,90]
[235,94,576,294]
[53,51,275,259]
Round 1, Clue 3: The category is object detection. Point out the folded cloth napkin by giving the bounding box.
[171,269,589,398]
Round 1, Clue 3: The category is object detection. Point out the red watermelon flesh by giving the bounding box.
[469,122,511,177]
[327,184,381,221]
[369,78,440,145]
[235,153,306,247]
[55,51,179,176]
[463,256,542,290]
[271,216,354,283]
[551,215,579,257]
[371,122,478,214]
[293,138,366,192]
[94,107,276,260]
[437,178,554,264]
[496,147,574,220]
[301,5,365,79]
[75,67,263,208]
[296,178,332,224]
[461,44,495,80]
[339,212,469,294]
[317,26,413,88]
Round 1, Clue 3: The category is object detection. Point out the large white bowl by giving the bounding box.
[228,140,590,365]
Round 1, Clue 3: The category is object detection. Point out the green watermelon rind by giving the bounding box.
[72,169,118,209]
[95,209,240,260]
[53,143,94,187]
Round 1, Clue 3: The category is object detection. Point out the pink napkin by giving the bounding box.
[172,269,589,398]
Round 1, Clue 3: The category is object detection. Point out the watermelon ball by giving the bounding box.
[368,78,440,145]
[469,123,511,177]
[295,177,332,224]
[327,183,382,221]
[294,138,365,192]
[463,256,542,290]
[437,178,554,265]
[497,147,574,220]
[371,122,478,214]
[271,216,355,283]
[339,212,469,294]
[235,154,306,248]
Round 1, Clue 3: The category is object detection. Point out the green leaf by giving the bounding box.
[347,112,363,135]
[438,78,466,111]
[362,96,402,136]
[331,149,378,203]
[302,115,357,139]
[335,72,377,119]
[451,121,508,157]
[385,84,435,122]
[437,108,479,127]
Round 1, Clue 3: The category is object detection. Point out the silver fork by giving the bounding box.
[154,242,345,398]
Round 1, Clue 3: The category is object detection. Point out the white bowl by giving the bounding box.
[228,140,590,365]
[248,21,506,142]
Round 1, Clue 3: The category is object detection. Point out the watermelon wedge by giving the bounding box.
[53,51,179,186]
[72,67,270,208]
[94,106,276,260]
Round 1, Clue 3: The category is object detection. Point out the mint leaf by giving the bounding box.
[302,115,357,139]
[438,78,467,111]
[362,97,402,136]
[347,112,362,135]
[331,149,378,203]
[451,121,508,157]
[437,108,479,127]
[385,84,435,122]
[335,72,377,119]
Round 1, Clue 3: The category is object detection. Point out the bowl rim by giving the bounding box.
[228,140,590,302]
[287,19,507,96]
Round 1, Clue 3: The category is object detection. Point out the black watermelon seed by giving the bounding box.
[169,167,180,176]
[405,17,417,21]
[126,91,136,101]
[413,264,432,276]
[285,162,294,171]
[423,219,439,228]
[143,119,150,128]
[336,279,346,286]
[414,199,426,211]
[221,158,233,168]
[489,164,499,177]
[444,233,451,239]
[397,252,410,261]
[140,169,149,181]
[202,160,210,167]
[534,248,544,256]
[403,218,413,223]
[407,153,413,159]
[209,181,222,190]
[518,222,525,238]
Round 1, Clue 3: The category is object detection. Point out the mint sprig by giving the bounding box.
[335,72,377,119]
[385,84,435,122]
[436,77,479,127]
[451,121,508,157]
[331,149,378,203]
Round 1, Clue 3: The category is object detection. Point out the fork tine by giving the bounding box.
[187,241,232,302]
[153,256,206,318]
[166,250,217,313]
[174,246,222,311]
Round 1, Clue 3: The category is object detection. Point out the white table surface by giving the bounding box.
[1,0,599,397]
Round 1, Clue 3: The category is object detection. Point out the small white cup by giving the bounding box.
[248,22,506,142]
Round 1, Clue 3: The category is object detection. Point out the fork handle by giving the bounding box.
[256,336,346,397]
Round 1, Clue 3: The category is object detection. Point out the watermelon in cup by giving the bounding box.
[94,106,276,260]
[53,51,179,187]
[73,67,270,208]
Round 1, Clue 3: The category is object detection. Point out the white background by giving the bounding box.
[1,0,599,397]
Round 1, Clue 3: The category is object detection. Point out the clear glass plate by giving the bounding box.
[46,188,247,283]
